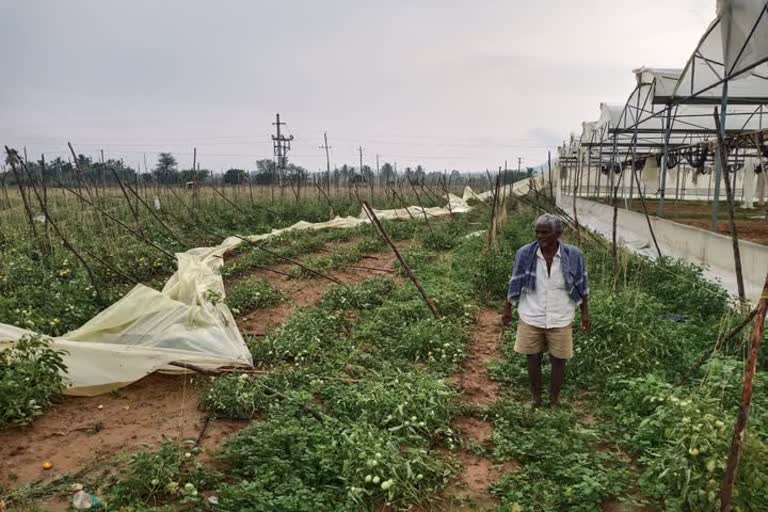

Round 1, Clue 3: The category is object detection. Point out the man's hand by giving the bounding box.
[581,313,591,334]
[580,299,590,334]
[502,301,513,326]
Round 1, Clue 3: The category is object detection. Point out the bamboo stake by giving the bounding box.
[405,174,433,234]
[719,273,768,512]
[4,148,40,246]
[108,165,142,234]
[362,201,440,319]
[123,180,188,246]
[9,149,106,303]
[164,183,341,285]
[54,179,177,262]
[315,182,335,218]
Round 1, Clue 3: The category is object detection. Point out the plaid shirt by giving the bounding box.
[507,241,589,306]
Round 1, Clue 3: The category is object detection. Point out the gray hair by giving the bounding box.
[534,213,563,233]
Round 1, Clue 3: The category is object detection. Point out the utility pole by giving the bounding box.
[359,146,370,202]
[272,113,294,201]
[319,132,332,193]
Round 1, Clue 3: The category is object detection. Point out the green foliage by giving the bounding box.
[107,440,221,509]
[225,278,281,314]
[419,225,459,251]
[200,370,306,419]
[217,412,449,511]
[394,247,439,276]
[604,374,768,511]
[320,277,397,311]
[286,235,385,279]
[450,212,534,303]
[0,334,67,428]
[248,307,352,368]
[631,257,729,321]
[490,400,628,511]
[568,287,717,386]
[320,369,459,441]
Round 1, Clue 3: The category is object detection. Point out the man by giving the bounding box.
[502,214,590,408]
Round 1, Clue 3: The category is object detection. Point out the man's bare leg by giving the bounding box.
[549,355,566,407]
[526,353,543,406]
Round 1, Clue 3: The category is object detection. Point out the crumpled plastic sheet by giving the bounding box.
[0,182,533,395]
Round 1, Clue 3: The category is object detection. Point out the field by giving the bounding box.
[1,183,768,512]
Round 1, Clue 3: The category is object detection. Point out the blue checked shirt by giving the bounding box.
[507,241,589,306]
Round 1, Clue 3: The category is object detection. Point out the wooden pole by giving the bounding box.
[10,149,107,303]
[714,107,746,303]
[362,201,440,319]
[631,159,663,259]
[4,148,40,243]
[719,273,768,512]
[405,174,433,234]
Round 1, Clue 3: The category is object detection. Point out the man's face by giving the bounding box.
[535,223,560,250]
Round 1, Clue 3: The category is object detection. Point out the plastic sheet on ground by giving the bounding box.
[0,183,532,396]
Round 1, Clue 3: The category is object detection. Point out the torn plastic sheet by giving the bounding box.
[0,183,531,396]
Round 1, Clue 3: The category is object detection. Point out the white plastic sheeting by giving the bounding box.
[742,156,760,208]
[718,0,768,80]
[0,185,528,396]
[670,1,768,101]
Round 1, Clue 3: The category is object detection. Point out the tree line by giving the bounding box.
[2,150,532,189]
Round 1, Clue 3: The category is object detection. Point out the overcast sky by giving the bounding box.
[1,0,715,174]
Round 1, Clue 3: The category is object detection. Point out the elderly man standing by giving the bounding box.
[502,214,590,407]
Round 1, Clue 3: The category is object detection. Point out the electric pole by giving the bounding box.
[319,132,332,193]
[272,113,294,200]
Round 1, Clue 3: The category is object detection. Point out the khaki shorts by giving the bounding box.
[514,320,573,360]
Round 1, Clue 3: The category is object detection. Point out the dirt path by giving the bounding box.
[0,243,407,493]
[445,308,504,510]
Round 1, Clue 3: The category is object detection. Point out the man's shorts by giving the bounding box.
[514,320,574,359]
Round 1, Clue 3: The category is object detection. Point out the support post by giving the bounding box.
[714,107,746,303]
[719,273,768,512]
[712,80,729,231]
[657,107,673,217]
[363,201,440,320]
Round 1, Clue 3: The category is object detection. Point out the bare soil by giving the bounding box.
[0,240,407,494]
[444,309,505,510]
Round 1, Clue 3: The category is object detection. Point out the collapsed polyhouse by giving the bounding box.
[0,184,535,397]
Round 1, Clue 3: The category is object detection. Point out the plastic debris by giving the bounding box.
[72,490,102,510]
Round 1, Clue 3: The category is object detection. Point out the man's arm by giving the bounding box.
[580,297,590,334]
[503,249,522,326]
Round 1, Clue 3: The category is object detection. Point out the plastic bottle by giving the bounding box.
[72,490,102,510]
